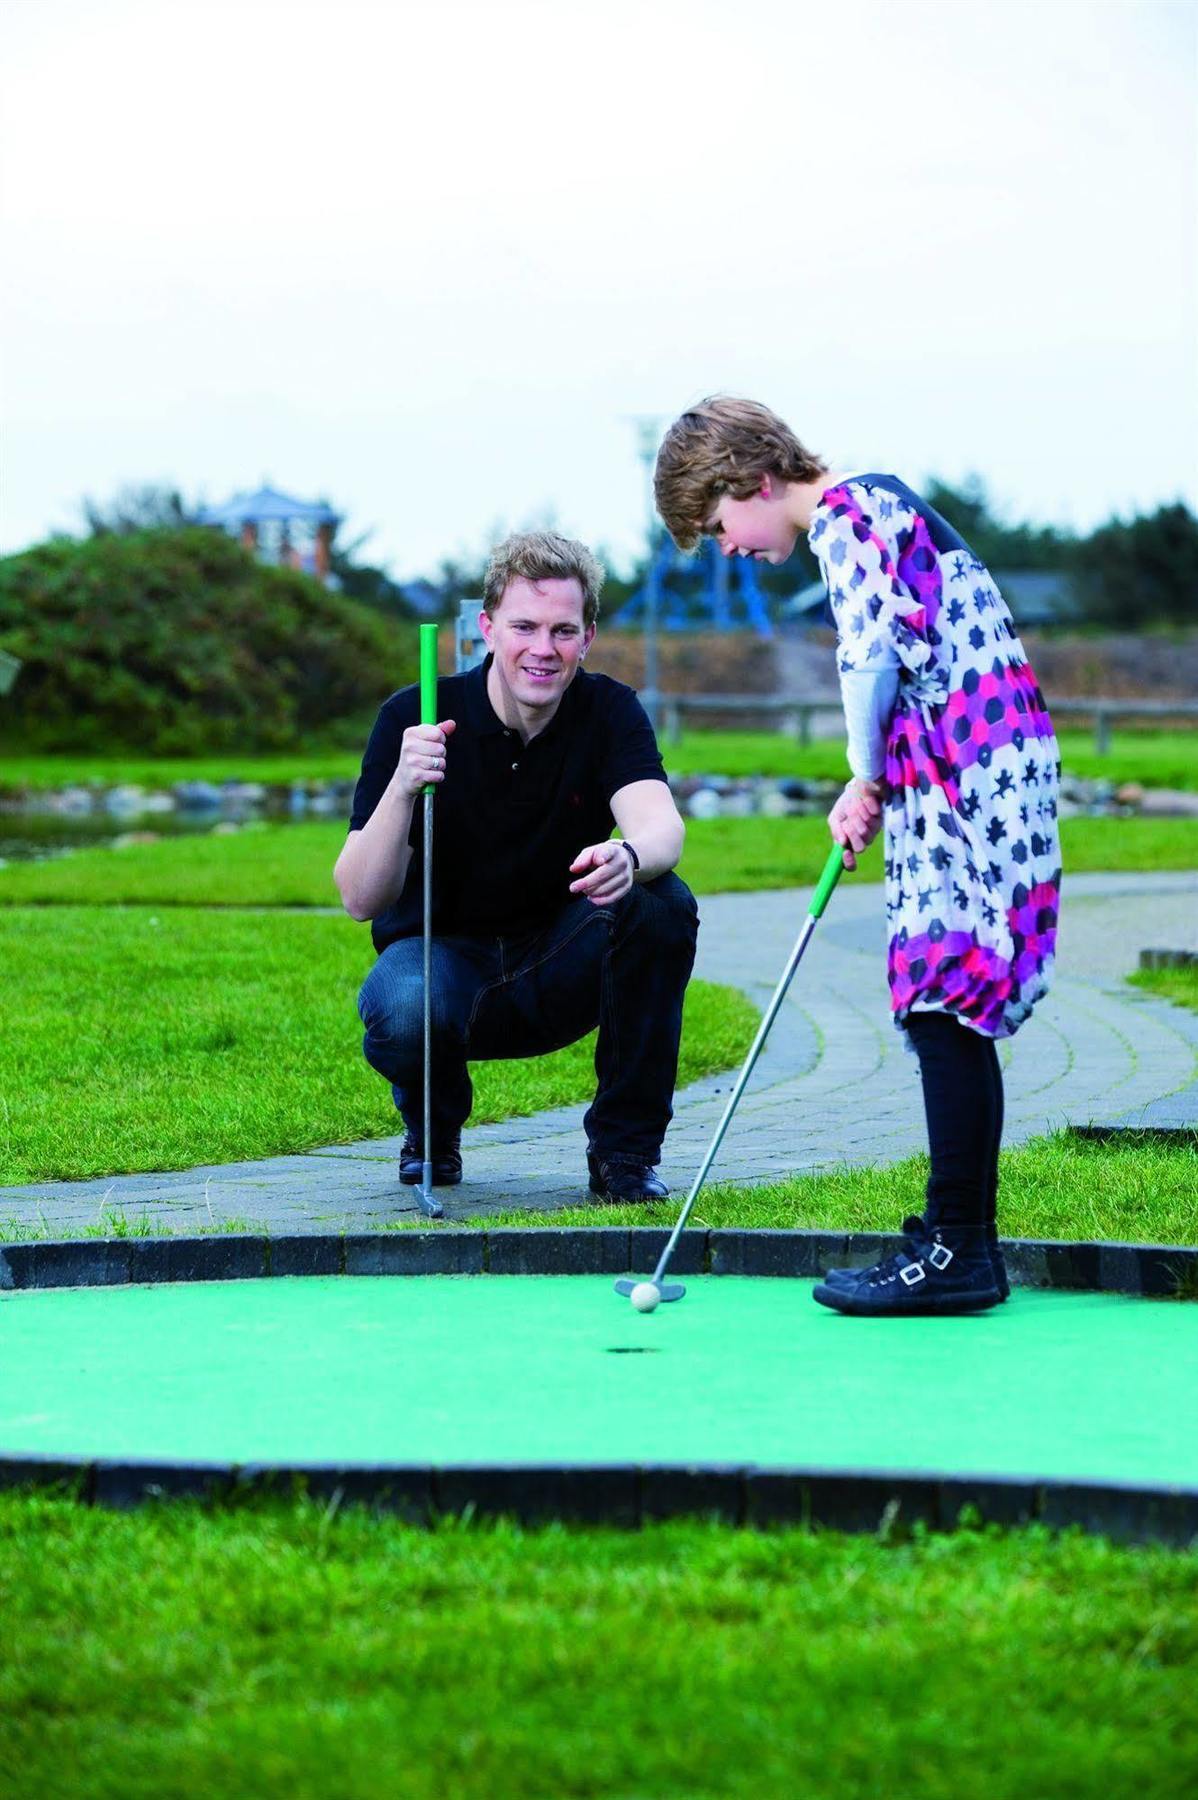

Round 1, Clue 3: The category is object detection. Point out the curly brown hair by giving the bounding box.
[482,530,605,628]
[654,396,827,551]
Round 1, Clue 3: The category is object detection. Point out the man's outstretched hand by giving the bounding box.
[569,841,635,906]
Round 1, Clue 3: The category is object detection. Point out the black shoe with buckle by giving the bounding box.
[587,1152,668,1205]
[399,1131,463,1187]
[821,1215,1010,1302]
[813,1216,1000,1316]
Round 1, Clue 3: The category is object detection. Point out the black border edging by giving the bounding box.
[1070,1124,1198,1145]
[2,1227,1194,1298]
[0,1454,1193,1547]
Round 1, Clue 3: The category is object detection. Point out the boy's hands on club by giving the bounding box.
[829,777,887,870]
[569,840,635,906]
[398,721,456,797]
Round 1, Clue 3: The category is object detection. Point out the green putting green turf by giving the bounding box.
[2,1276,1195,1489]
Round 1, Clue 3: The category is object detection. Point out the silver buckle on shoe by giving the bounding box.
[929,1242,953,1271]
[900,1261,926,1287]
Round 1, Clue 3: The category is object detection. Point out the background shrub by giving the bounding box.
[0,529,416,753]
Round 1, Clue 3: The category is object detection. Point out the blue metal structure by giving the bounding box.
[198,487,339,530]
[620,535,774,636]
[199,486,341,584]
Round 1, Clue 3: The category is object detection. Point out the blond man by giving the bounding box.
[336,530,698,1203]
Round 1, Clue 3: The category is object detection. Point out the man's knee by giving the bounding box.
[359,940,481,1056]
[628,872,699,955]
[358,945,425,1053]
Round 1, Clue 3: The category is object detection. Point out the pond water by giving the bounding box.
[0,784,355,864]
[0,772,1153,865]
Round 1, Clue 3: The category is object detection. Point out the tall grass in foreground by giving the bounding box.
[0,1497,1193,1800]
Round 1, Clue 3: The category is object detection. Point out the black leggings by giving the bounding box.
[904,1011,1004,1231]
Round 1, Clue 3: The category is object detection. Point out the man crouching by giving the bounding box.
[334,530,698,1204]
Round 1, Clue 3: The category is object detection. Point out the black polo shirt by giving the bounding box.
[348,657,668,951]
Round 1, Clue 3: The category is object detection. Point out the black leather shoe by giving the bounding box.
[822,1215,1010,1302]
[399,1131,463,1187]
[587,1152,668,1205]
[813,1217,1000,1316]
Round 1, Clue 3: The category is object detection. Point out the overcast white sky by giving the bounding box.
[2,0,1195,578]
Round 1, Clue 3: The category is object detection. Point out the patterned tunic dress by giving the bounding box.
[808,474,1062,1040]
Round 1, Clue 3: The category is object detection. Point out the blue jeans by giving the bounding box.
[357,873,699,1165]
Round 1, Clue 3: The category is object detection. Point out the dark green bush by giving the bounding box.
[0,529,417,752]
[1074,503,1198,628]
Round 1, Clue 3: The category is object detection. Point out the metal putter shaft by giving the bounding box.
[615,843,848,1302]
[418,624,443,1222]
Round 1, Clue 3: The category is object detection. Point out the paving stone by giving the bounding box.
[434,1464,640,1526]
[708,1229,823,1277]
[1,1239,132,1290]
[92,1461,235,1508]
[745,1469,941,1533]
[235,1464,433,1521]
[936,1477,1040,1530]
[640,1463,747,1523]
[485,1228,630,1275]
[269,1235,343,1278]
[1037,1479,1198,1548]
[628,1228,707,1276]
[0,1455,89,1498]
[343,1233,485,1277]
[125,1236,267,1286]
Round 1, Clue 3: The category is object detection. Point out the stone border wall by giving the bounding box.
[2,1454,1193,1548]
[1,1226,1194,1297]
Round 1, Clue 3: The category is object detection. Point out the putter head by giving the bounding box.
[416,1186,444,1221]
[612,1277,686,1303]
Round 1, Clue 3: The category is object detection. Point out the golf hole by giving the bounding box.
[605,1347,661,1355]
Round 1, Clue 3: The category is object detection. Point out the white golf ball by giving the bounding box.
[630,1282,661,1314]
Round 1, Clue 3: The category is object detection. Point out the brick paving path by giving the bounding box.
[5,872,1195,1238]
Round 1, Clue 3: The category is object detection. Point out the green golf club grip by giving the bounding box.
[419,624,438,795]
[809,842,847,919]
[419,624,438,724]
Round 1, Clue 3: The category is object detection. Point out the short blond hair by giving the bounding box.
[654,396,827,551]
[483,530,605,627]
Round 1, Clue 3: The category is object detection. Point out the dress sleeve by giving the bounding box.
[810,497,939,687]
[840,665,900,781]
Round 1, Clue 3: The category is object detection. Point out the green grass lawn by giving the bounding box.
[0,907,756,1188]
[478,1130,1198,1249]
[3,726,1196,791]
[0,1496,1193,1800]
[2,812,1195,908]
[1131,965,1198,1015]
[663,727,1198,790]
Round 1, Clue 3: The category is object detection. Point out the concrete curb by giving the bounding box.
[2,1227,1194,1297]
[0,1452,1193,1549]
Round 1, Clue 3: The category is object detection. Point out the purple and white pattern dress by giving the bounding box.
[809,475,1061,1040]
